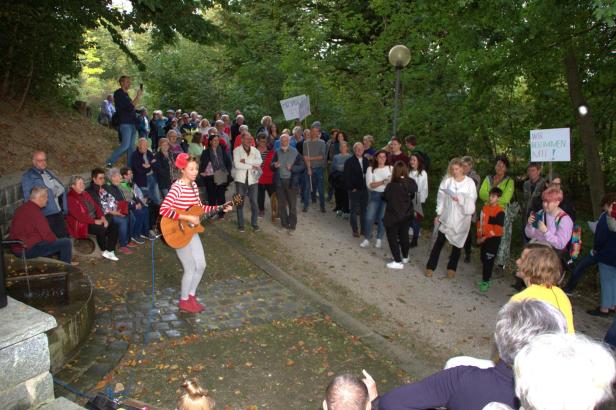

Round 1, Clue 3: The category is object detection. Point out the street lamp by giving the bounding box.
[388,45,411,137]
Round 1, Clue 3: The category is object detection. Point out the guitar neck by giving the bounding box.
[200,203,229,222]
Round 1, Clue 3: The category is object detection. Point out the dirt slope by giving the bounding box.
[0,100,117,177]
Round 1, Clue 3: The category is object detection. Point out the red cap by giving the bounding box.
[175,153,190,169]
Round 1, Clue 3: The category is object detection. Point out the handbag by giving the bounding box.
[213,169,229,186]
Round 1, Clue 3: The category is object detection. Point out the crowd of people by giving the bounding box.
[7,75,616,409]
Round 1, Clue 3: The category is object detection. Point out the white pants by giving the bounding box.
[176,234,206,300]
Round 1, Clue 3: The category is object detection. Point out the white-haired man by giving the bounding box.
[9,187,73,264]
[271,133,305,234]
[513,333,616,410]
[233,132,263,232]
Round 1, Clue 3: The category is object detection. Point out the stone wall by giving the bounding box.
[0,174,24,237]
[0,297,57,409]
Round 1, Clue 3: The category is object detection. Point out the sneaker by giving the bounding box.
[252,225,261,232]
[375,239,382,249]
[118,246,134,255]
[447,269,456,278]
[188,295,205,312]
[387,261,404,270]
[360,239,370,248]
[336,210,342,217]
[127,241,139,248]
[425,269,434,277]
[258,210,265,218]
[131,236,145,245]
[587,308,610,317]
[178,298,200,313]
[402,257,409,264]
[102,250,119,261]
[478,281,490,292]
[239,226,245,233]
[302,207,308,213]
[287,229,294,236]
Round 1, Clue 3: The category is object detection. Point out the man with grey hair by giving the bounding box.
[22,150,68,238]
[303,121,327,212]
[324,373,371,410]
[231,114,245,144]
[9,186,73,264]
[271,133,305,234]
[514,333,616,410]
[376,299,567,410]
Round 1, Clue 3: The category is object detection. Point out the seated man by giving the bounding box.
[376,299,568,410]
[9,186,73,264]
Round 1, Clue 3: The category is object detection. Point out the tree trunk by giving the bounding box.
[17,56,34,112]
[564,46,605,218]
[1,25,17,98]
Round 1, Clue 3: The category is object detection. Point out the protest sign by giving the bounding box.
[280,95,310,121]
[530,128,570,162]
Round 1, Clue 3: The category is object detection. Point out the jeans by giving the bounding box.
[364,191,386,240]
[46,212,68,238]
[20,238,72,264]
[563,252,598,293]
[410,214,421,238]
[349,190,368,235]
[303,167,324,209]
[129,207,149,238]
[605,316,616,349]
[140,174,162,205]
[235,182,258,228]
[107,124,137,166]
[481,237,501,281]
[599,263,616,309]
[386,219,411,263]
[277,179,298,230]
[427,231,462,271]
[112,215,130,247]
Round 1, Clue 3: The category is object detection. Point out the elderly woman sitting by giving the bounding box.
[376,299,567,410]
[105,167,137,254]
[66,175,119,261]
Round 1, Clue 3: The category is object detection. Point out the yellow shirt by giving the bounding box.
[510,284,575,333]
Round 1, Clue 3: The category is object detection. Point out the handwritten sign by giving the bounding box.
[280,95,311,121]
[530,128,570,162]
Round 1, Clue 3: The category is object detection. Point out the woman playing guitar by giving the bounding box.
[159,153,233,313]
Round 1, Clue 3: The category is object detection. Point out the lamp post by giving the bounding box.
[388,45,411,137]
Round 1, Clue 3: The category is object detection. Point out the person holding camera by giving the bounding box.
[106,76,143,168]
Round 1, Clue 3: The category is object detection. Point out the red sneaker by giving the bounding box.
[127,241,139,248]
[189,295,205,312]
[178,298,200,313]
[118,246,134,255]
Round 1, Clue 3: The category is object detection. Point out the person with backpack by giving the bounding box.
[525,187,573,252]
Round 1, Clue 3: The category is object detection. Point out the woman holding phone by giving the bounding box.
[524,187,573,252]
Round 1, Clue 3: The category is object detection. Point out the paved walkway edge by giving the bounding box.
[212,226,437,379]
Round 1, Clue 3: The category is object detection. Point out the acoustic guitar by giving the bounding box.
[160,194,243,249]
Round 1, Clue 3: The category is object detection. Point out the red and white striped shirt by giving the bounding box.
[159,180,216,220]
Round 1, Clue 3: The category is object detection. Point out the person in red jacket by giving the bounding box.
[476,187,505,292]
[9,186,73,264]
[65,175,120,261]
[256,133,276,219]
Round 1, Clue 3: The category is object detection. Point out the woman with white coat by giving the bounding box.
[426,158,477,278]
[409,153,429,248]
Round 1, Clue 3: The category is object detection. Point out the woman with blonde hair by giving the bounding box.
[511,243,574,332]
[177,379,215,410]
[426,158,477,278]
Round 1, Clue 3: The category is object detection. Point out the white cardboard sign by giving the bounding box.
[280,95,311,121]
[530,128,570,162]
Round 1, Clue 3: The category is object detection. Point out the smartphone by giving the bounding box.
[531,211,539,229]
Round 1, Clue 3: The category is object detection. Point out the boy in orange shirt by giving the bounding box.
[477,187,505,291]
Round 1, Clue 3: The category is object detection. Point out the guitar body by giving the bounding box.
[160,205,206,249]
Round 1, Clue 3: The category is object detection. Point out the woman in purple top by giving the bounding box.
[376,299,567,410]
[525,187,573,251]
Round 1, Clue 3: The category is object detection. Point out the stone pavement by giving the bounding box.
[54,274,319,399]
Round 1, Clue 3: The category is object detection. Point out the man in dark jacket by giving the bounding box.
[106,75,143,167]
[271,133,305,234]
[344,142,369,237]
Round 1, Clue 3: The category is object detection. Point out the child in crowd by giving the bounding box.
[476,187,505,292]
[177,379,215,410]
[511,244,575,333]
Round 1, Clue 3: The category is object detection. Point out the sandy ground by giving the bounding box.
[234,196,610,368]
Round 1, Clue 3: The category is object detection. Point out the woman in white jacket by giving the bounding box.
[409,153,429,247]
[426,158,477,278]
